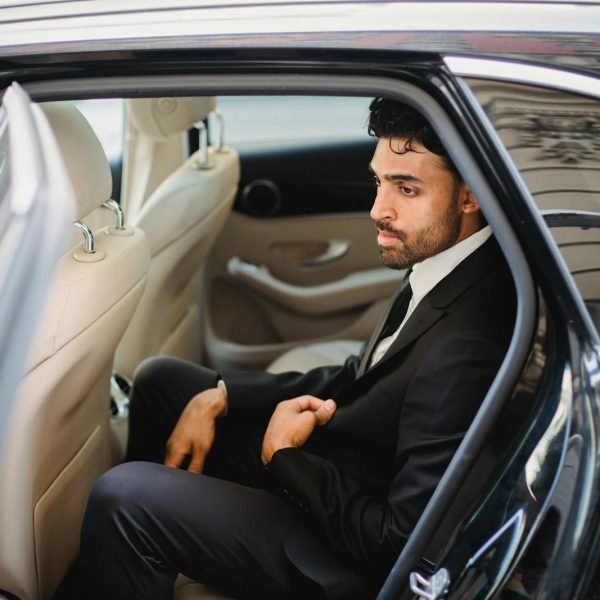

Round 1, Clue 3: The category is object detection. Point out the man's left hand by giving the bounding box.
[261,395,337,464]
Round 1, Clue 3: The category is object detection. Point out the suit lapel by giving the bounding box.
[356,237,502,380]
[375,298,444,368]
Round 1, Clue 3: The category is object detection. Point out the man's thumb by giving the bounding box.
[314,399,337,425]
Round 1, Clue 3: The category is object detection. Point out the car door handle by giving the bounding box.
[227,256,404,315]
[301,240,349,267]
[269,239,350,267]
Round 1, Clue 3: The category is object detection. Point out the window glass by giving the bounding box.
[73,99,124,201]
[466,79,600,332]
[213,95,375,218]
[0,108,11,242]
[216,96,370,147]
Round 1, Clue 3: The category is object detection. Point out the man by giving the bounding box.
[80,98,516,599]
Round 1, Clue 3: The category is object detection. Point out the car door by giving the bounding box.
[0,83,73,470]
[202,95,403,371]
[379,61,600,600]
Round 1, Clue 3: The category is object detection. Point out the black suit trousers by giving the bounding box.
[79,356,349,600]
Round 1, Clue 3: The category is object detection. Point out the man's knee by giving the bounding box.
[132,356,175,391]
[130,355,216,405]
[85,462,158,525]
[129,355,190,416]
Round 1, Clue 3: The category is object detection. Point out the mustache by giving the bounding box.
[376,220,406,241]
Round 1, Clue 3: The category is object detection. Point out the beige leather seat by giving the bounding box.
[0,102,150,600]
[115,97,240,378]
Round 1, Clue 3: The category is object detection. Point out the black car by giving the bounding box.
[0,1,599,599]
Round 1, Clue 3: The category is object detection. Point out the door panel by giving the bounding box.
[396,66,600,600]
[227,257,400,316]
[203,96,402,371]
[205,210,401,371]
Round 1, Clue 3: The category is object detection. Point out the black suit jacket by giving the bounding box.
[221,238,516,597]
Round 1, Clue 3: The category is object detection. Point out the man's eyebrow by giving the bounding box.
[368,164,423,184]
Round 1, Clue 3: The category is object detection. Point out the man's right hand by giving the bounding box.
[164,386,227,473]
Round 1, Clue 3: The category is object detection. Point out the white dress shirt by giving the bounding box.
[369,225,493,368]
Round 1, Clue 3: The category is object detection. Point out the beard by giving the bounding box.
[376,189,462,270]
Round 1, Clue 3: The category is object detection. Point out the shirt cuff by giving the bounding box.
[216,378,228,417]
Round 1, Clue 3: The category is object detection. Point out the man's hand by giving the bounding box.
[261,395,336,464]
[164,386,227,473]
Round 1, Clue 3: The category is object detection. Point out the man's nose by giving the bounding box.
[370,186,396,222]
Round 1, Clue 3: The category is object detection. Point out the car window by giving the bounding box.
[73,98,124,201]
[216,95,370,148]
[466,80,600,333]
[0,108,10,241]
[214,95,375,218]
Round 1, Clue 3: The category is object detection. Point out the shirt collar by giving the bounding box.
[409,225,492,305]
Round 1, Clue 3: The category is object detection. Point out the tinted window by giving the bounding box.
[216,96,375,217]
[216,96,369,147]
[0,107,10,242]
[467,80,600,332]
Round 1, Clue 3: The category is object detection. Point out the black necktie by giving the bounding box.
[378,282,413,340]
[356,277,412,377]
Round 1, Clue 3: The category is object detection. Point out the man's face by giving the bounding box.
[369,137,469,270]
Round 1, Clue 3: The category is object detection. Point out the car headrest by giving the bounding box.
[40,101,112,221]
[126,97,217,140]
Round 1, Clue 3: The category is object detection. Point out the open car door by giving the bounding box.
[378,60,600,600]
[0,82,73,529]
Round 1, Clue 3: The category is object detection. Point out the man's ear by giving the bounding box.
[459,186,480,215]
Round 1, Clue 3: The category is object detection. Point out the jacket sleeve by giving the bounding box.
[264,335,505,571]
[221,353,361,417]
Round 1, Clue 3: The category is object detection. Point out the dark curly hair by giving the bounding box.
[368,97,461,183]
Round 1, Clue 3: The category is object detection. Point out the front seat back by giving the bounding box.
[115,97,240,378]
[0,102,150,600]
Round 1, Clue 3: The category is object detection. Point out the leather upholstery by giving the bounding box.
[115,111,240,379]
[0,102,150,600]
[127,96,217,140]
[39,102,112,221]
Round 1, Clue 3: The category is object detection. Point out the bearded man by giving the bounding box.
[80,97,516,599]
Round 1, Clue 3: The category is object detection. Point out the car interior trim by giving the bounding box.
[445,56,600,100]
[227,257,403,316]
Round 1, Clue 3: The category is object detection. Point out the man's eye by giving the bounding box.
[372,176,381,187]
[400,186,414,195]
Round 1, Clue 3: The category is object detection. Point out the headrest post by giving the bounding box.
[193,122,212,169]
[72,221,96,253]
[212,110,226,152]
[102,200,125,230]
